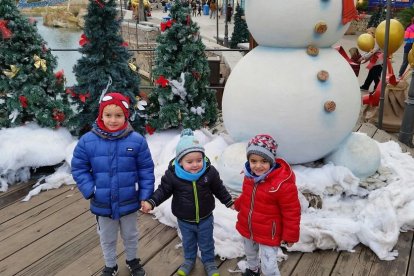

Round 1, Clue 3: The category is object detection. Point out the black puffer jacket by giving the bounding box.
[147,158,233,222]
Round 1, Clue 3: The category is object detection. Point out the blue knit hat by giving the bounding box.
[176,129,205,161]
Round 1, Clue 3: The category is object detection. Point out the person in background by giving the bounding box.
[210,1,217,19]
[398,17,414,78]
[71,92,155,276]
[141,129,234,276]
[226,3,232,23]
[233,134,301,276]
[359,27,383,93]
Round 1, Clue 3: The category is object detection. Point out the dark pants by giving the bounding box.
[399,52,409,78]
[177,215,215,264]
[361,64,383,91]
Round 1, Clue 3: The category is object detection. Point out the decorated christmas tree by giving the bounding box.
[230,4,249,49]
[68,0,143,135]
[0,0,72,128]
[145,0,218,131]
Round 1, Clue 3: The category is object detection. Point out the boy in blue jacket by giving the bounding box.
[71,92,155,276]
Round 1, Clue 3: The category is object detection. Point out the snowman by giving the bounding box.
[220,0,381,179]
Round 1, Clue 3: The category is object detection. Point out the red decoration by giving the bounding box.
[55,70,64,84]
[342,0,358,25]
[155,75,169,87]
[52,109,65,122]
[192,71,201,80]
[79,34,90,47]
[42,44,48,53]
[94,0,105,8]
[19,95,28,108]
[145,124,156,135]
[78,92,90,103]
[160,20,172,32]
[66,88,77,97]
[0,20,12,39]
[186,15,191,26]
[121,41,129,47]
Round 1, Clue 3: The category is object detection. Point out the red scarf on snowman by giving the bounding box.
[342,0,358,25]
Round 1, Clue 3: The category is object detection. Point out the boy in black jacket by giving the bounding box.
[141,129,233,276]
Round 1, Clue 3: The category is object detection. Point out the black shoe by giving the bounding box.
[101,264,118,276]
[360,86,369,91]
[126,258,146,276]
[242,268,260,276]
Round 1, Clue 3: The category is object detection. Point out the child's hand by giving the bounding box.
[281,241,294,247]
[230,204,235,210]
[141,201,153,213]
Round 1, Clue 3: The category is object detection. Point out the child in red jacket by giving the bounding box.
[234,134,301,276]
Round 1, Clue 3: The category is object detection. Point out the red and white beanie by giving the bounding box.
[96,92,130,132]
[246,134,278,166]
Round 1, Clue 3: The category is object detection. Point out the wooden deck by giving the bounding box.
[1,123,414,276]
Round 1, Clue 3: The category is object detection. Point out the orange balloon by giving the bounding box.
[357,33,375,52]
[375,19,404,55]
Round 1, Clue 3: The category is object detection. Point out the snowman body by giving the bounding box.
[222,0,361,164]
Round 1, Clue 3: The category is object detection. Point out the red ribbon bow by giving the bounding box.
[94,0,105,8]
[55,70,65,84]
[155,75,169,87]
[78,92,90,103]
[160,20,172,32]
[0,19,12,39]
[53,109,65,122]
[19,95,28,108]
[79,33,90,47]
[145,124,156,135]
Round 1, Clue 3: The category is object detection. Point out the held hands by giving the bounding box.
[140,201,153,213]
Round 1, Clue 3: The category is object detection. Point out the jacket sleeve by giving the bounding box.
[209,166,233,208]
[71,138,95,200]
[147,172,174,208]
[135,137,155,200]
[279,179,301,243]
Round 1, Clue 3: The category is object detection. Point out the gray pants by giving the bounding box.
[243,237,280,276]
[97,212,138,267]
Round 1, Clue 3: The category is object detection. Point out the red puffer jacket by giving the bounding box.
[234,158,301,246]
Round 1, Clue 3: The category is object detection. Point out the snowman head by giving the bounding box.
[245,0,355,48]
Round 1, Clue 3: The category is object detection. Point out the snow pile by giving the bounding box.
[0,123,74,192]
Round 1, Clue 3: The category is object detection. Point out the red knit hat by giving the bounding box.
[96,92,130,132]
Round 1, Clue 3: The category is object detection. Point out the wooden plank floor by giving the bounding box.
[0,123,413,276]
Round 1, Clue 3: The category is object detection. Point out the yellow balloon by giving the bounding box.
[357,33,375,52]
[408,48,414,67]
[375,19,405,56]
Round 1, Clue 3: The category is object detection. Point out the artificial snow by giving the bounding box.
[1,125,414,261]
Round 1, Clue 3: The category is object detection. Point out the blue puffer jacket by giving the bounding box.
[71,128,154,219]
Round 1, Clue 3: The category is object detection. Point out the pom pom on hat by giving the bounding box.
[176,129,205,161]
[246,134,278,166]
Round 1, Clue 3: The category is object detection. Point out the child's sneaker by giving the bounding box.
[242,268,260,276]
[126,258,146,276]
[177,259,195,276]
[101,264,118,276]
[204,261,219,276]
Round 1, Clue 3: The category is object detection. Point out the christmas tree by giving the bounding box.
[146,0,217,131]
[0,0,72,128]
[69,0,143,135]
[230,4,249,49]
